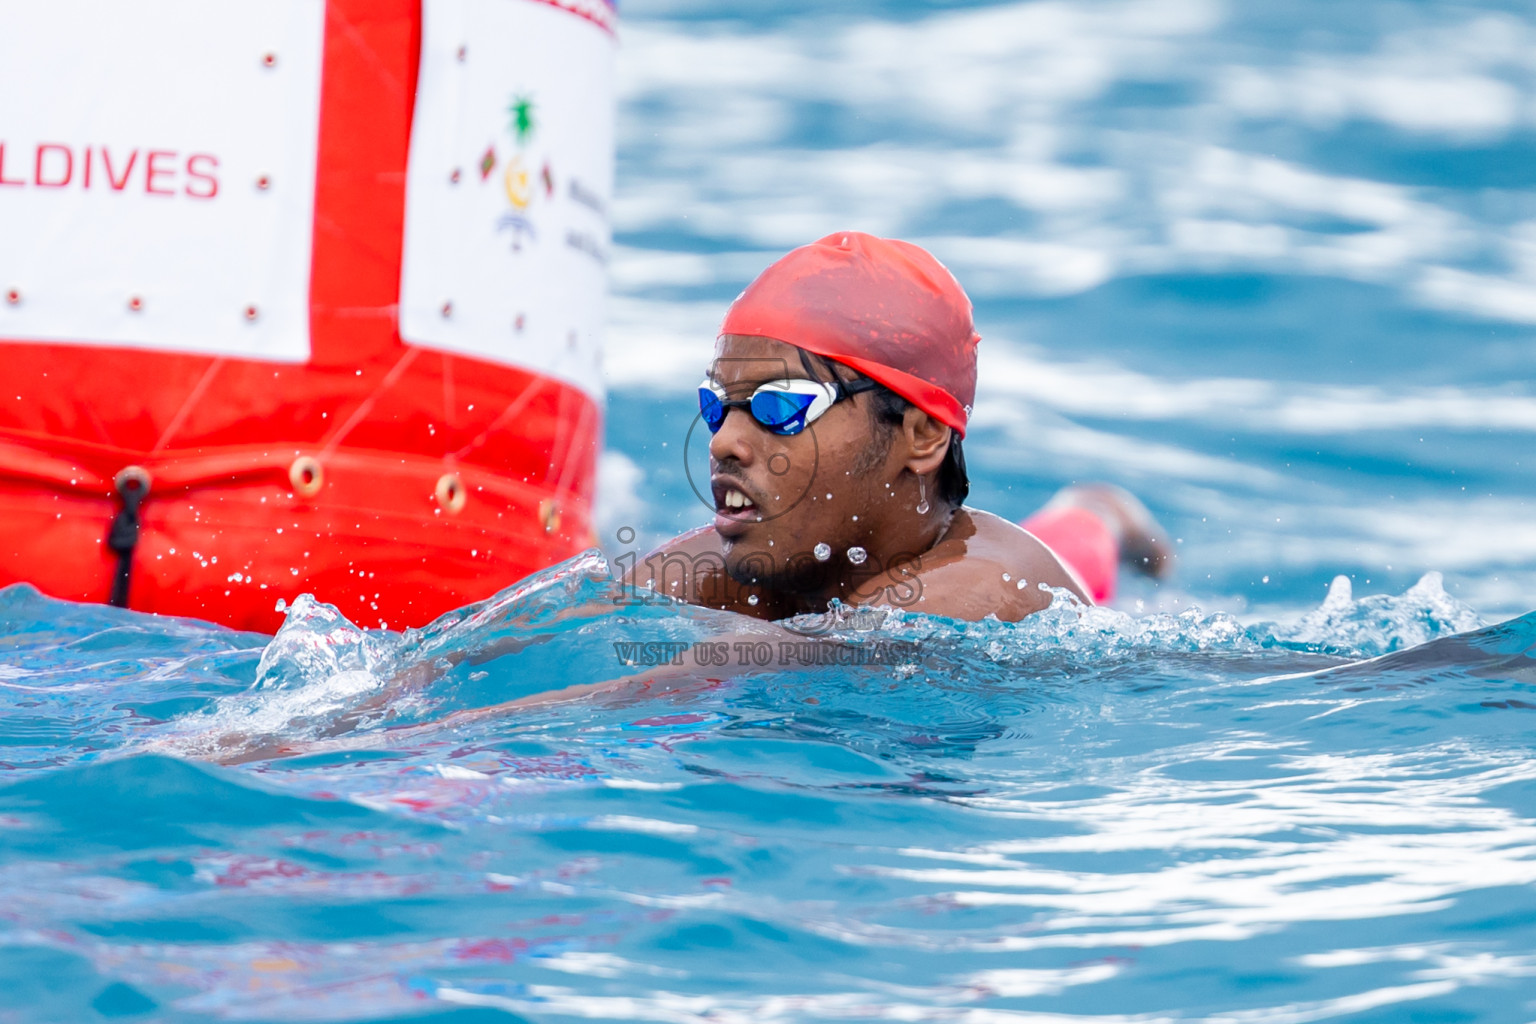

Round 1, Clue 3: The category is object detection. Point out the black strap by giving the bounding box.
[106,473,149,608]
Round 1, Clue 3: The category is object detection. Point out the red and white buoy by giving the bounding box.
[0,0,617,631]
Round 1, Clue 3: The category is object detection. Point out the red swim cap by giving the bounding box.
[719,232,980,437]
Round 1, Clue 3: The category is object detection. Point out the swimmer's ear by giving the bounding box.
[900,406,951,476]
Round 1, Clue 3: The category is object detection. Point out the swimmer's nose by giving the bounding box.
[708,406,757,466]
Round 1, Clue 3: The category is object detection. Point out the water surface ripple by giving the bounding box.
[2,555,1534,1022]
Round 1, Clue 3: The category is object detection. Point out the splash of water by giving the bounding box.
[134,555,1497,767]
[1259,571,1484,659]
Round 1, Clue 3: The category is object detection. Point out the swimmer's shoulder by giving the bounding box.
[623,527,789,619]
[620,526,722,604]
[856,507,1089,622]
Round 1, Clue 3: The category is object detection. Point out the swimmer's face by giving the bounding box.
[706,335,903,592]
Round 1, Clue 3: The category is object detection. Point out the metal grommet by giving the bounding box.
[435,472,466,514]
[539,498,561,534]
[114,465,152,497]
[288,456,323,498]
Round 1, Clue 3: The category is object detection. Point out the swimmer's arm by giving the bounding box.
[211,624,809,766]
[426,608,823,726]
[413,661,722,729]
[300,626,565,737]
[210,598,614,761]
[329,577,667,728]
[211,667,699,765]
[345,574,786,736]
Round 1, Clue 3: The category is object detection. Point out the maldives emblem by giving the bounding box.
[491,93,547,251]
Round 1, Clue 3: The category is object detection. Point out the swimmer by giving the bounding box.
[628,231,1172,622]
[209,233,1176,764]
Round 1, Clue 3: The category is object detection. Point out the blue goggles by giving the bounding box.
[698,377,879,436]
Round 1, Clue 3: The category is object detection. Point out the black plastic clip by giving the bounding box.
[107,466,151,608]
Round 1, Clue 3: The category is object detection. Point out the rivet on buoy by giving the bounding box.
[441,301,453,319]
[257,175,271,190]
[262,53,277,68]
[288,456,323,498]
[244,305,259,322]
[128,296,143,312]
[4,288,18,306]
[539,499,561,534]
[435,472,466,514]
[456,45,467,62]
[450,168,461,184]
[114,465,152,496]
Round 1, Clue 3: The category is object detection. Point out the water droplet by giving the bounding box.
[747,594,759,606]
[1016,579,1027,589]
[1002,573,1011,582]
[847,546,868,565]
[813,542,831,562]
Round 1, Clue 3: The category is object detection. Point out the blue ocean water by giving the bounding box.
[601,0,1536,621]
[2,560,1535,1021]
[4,0,1536,1020]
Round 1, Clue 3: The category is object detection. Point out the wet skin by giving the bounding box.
[627,335,1088,622]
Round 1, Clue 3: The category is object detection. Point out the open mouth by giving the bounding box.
[718,487,757,515]
[721,485,764,515]
[712,479,762,535]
